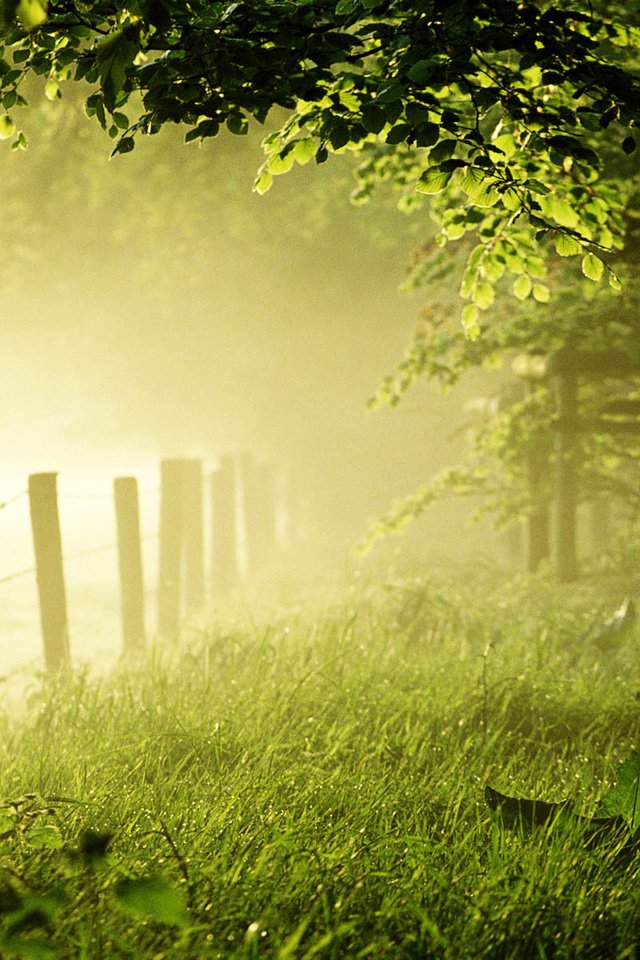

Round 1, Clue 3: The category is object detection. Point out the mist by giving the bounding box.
[0,89,499,674]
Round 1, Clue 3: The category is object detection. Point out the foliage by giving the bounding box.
[362,243,640,548]
[1,575,640,957]
[0,1,639,324]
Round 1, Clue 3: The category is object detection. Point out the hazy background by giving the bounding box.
[0,85,504,675]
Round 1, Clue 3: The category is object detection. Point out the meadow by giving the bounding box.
[1,565,640,960]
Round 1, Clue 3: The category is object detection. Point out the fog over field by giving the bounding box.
[0,90,501,674]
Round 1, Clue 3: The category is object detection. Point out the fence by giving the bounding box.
[0,453,280,673]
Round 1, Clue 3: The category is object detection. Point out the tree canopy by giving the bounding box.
[1,1,639,332]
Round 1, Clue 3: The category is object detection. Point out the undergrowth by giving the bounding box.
[0,569,639,959]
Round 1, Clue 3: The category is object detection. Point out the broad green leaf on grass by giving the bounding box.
[485,785,628,842]
[0,810,16,835]
[26,824,63,849]
[115,877,188,927]
[485,785,571,831]
[1,937,55,958]
[595,751,640,830]
[581,253,604,281]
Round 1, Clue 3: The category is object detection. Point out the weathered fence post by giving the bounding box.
[182,458,205,615]
[28,472,69,671]
[114,476,145,654]
[211,456,238,594]
[554,371,578,582]
[157,459,185,638]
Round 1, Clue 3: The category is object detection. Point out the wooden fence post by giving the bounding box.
[114,476,145,654]
[211,456,238,594]
[555,372,578,582]
[182,458,205,615]
[158,459,185,638]
[28,472,69,671]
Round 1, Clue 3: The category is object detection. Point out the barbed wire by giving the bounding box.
[61,488,160,501]
[0,491,27,511]
[0,532,160,586]
[0,566,36,585]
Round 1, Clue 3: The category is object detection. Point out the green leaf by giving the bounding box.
[461,303,480,339]
[44,78,59,101]
[482,256,505,283]
[292,138,316,165]
[385,122,412,145]
[253,168,272,194]
[26,825,63,849]
[513,274,532,300]
[428,139,456,164]
[110,136,134,156]
[532,283,550,303]
[16,0,47,29]
[405,102,430,125]
[581,253,604,281]
[416,165,452,195]
[596,752,640,830]
[96,30,138,112]
[361,104,386,134]
[609,271,622,292]
[376,79,403,103]
[414,121,439,147]
[227,114,248,135]
[1,937,56,958]
[406,59,433,85]
[329,121,350,149]
[486,785,570,831]
[472,282,495,310]
[539,194,580,229]
[0,113,14,139]
[554,233,582,257]
[114,877,188,927]
[335,0,357,14]
[268,148,295,175]
[458,166,499,207]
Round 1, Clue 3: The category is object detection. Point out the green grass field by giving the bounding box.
[1,568,640,959]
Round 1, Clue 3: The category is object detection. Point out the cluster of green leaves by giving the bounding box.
[0,1,639,322]
[364,278,640,546]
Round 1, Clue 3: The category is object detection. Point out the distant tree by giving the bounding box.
[0,1,639,328]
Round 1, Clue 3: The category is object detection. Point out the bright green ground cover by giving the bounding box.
[1,570,640,959]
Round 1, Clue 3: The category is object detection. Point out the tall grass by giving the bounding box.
[0,568,639,959]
